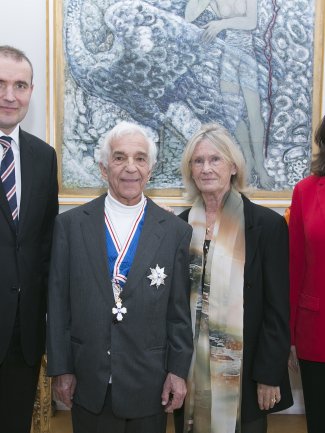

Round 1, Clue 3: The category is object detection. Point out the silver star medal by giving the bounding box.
[112,280,127,321]
[147,264,167,289]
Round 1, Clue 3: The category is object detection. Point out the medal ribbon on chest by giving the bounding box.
[105,199,147,321]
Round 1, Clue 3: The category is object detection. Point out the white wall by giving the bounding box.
[0,0,47,141]
[1,0,324,415]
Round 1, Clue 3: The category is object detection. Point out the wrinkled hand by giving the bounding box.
[161,373,187,413]
[257,384,281,410]
[202,21,224,43]
[52,374,77,409]
[288,345,299,373]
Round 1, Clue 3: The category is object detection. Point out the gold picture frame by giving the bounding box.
[49,0,325,206]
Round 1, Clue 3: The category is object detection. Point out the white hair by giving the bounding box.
[99,121,158,169]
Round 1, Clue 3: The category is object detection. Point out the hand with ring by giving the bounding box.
[257,384,281,410]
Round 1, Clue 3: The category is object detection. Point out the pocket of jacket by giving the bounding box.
[147,345,166,352]
[298,293,320,312]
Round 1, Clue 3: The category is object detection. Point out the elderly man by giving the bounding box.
[47,121,193,433]
[0,46,58,433]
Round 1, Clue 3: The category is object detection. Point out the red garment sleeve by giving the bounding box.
[289,183,305,345]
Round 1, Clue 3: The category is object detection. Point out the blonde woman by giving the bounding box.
[174,123,292,433]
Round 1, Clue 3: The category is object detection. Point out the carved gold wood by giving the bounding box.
[32,356,51,433]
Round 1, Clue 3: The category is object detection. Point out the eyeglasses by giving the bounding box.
[111,153,149,168]
[190,155,225,169]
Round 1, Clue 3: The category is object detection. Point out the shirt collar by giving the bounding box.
[106,191,145,213]
[0,124,20,149]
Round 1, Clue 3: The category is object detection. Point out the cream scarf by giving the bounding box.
[183,188,245,433]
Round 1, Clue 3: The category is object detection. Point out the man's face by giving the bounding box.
[0,56,33,134]
[100,132,152,206]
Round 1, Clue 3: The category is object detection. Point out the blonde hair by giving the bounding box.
[181,123,247,200]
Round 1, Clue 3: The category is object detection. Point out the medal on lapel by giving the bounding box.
[147,264,167,288]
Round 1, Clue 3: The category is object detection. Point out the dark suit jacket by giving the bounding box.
[47,195,193,417]
[0,128,58,365]
[179,194,293,422]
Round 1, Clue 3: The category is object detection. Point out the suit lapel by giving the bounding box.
[80,195,113,304]
[317,177,325,221]
[243,195,261,271]
[18,129,34,232]
[123,199,165,296]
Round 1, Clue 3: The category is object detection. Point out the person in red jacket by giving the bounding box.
[289,115,325,433]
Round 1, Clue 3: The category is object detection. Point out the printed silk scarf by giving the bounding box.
[183,188,245,433]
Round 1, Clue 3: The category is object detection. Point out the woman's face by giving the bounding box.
[190,138,236,197]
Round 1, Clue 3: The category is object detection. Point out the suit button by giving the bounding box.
[16,243,20,251]
[11,286,20,293]
[107,350,111,356]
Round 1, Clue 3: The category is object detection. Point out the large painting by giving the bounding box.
[52,0,324,200]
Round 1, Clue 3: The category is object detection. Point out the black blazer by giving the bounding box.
[47,195,193,417]
[178,194,293,422]
[0,129,58,365]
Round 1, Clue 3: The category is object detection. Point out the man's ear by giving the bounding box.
[99,163,108,182]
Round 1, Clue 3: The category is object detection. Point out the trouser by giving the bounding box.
[241,416,267,433]
[72,385,167,433]
[0,316,41,433]
[173,407,267,433]
[299,358,325,433]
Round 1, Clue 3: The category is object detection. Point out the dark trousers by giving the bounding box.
[0,318,41,433]
[241,417,267,433]
[72,385,167,433]
[174,407,267,433]
[299,358,325,433]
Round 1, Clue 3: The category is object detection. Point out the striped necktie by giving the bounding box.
[0,136,18,225]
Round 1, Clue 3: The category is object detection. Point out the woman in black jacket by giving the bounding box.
[174,123,292,433]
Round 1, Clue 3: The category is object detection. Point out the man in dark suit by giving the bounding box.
[47,121,193,433]
[0,46,58,433]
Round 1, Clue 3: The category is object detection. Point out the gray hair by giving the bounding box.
[99,121,157,169]
[181,123,247,201]
[0,45,33,84]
